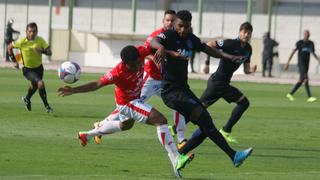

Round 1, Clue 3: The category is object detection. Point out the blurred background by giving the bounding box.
[0,0,320,76]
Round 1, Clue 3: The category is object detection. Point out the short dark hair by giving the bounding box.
[26,22,38,31]
[120,45,139,64]
[176,10,192,22]
[239,22,253,32]
[164,10,176,16]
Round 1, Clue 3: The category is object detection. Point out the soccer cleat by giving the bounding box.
[78,132,89,147]
[233,147,253,167]
[45,105,53,113]
[286,93,295,101]
[22,96,31,111]
[175,153,194,171]
[219,129,238,144]
[177,139,187,150]
[93,122,102,144]
[168,125,177,137]
[307,97,317,102]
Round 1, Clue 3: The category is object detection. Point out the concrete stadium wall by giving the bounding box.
[0,2,319,74]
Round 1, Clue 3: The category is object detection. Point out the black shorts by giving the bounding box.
[200,80,243,106]
[298,64,309,80]
[22,65,44,85]
[161,83,204,122]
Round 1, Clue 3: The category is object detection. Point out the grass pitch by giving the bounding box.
[0,68,319,180]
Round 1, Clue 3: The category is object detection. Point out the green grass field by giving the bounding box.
[0,68,319,180]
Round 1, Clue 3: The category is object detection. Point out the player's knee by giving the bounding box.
[37,80,45,89]
[238,97,250,109]
[189,106,205,122]
[120,119,134,131]
[147,109,168,126]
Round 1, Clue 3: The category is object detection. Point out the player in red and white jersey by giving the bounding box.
[57,45,193,178]
[141,10,187,148]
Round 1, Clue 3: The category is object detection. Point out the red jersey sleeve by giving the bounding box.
[99,67,118,86]
[137,45,151,61]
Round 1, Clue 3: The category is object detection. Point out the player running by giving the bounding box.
[193,22,257,144]
[57,45,193,178]
[151,10,253,168]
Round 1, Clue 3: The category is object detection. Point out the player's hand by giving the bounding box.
[251,65,257,73]
[153,46,166,66]
[57,86,73,97]
[203,65,209,74]
[283,63,289,71]
[166,50,188,61]
[13,62,19,69]
[33,47,44,54]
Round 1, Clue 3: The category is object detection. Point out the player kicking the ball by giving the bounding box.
[57,45,193,178]
[94,10,187,148]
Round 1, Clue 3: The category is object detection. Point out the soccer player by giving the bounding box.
[284,30,320,102]
[198,22,257,144]
[8,22,53,113]
[151,10,253,167]
[57,45,193,178]
[141,10,187,147]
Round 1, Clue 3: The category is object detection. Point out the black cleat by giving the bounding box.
[22,96,31,111]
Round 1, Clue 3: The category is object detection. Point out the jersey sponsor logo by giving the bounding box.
[217,39,224,47]
[157,33,166,39]
[105,72,113,81]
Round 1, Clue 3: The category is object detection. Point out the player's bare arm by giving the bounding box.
[57,80,103,97]
[284,48,297,70]
[7,43,19,69]
[203,44,244,62]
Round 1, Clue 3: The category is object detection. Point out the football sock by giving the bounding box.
[38,88,49,106]
[157,124,179,163]
[179,128,205,155]
[26,86,37,100]
[290,82,302,95]
[87,119,121,139]
[173,111,186,143]
[196,110,236,160]
[223,98,249,133]
[304,81,312,97]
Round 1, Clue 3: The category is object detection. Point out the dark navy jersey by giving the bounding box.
[296,40,314,66]
[212,38,252,82]
[156,29,206,88]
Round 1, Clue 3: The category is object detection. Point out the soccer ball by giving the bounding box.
[58,61,81,84]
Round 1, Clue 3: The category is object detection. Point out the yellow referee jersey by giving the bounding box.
[12,36,49,68]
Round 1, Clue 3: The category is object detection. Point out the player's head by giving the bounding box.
[26,22,38,40]
[303,30,310,40]
[239,22,253,43]
[120,45,141,72]
[264,32,270,39]
[8,18,14,25]
[174,10,192,37]
[163,10,176,30]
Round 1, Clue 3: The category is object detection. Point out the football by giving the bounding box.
[58,61,81,84]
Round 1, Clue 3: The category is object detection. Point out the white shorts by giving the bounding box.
[115,99,153,123]
[140,75,162,102]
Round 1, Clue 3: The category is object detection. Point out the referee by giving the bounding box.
[8,22,53,112]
